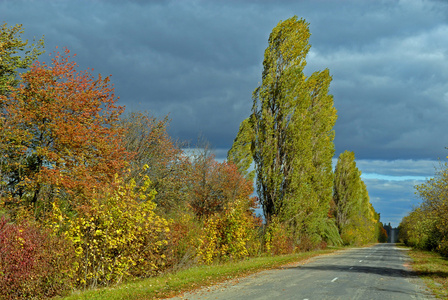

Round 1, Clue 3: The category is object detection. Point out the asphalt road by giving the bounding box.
[168,244,433,300]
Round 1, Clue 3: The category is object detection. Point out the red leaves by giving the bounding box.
[190,154,257,218]
[0,48,128,209]
[0,216,75,299]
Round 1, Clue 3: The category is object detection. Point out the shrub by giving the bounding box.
[49,172,170,288]
[438,238,448,257]
[321,218,343,246]
[263,216,294,255]
[164,212,201,270]
[0,216,75,299]
[296,234,322,252]
[197,199,260,264]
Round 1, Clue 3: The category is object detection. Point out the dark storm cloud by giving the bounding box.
[304,0,448,160]
[5,0,447,158]
[3,0,267,148]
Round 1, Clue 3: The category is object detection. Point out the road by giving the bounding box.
[168,244,433,300]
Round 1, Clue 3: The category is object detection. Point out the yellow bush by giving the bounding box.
[49,173,170,288]
[197,199,259,264]
[264,216,294,255]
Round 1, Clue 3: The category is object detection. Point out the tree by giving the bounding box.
[119,112,192,215]
[400,162,448,255]
[190,148,255,218]
[0,23,44,96]
[333,150,379,245]
[0,23,44,203]
[287,69,337,241]
[333,151,361,235]
[249,16,336,243]
[0,48,127,216]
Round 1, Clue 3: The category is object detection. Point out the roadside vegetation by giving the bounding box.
[61,248,341,300]
[0,19,386,299]
[397,146,448,297]
[398,162,448,257]
[405,248,448,299]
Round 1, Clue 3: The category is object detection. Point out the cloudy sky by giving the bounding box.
[3,0,448,227]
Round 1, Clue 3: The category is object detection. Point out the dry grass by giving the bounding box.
[407,248,448,299]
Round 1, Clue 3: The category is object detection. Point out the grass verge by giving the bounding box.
[61,248,341,300]
[406,248,448,299]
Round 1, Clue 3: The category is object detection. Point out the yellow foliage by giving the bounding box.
[48,174,170,288]
[341,215,377,246]
[196,199,259,264]
[264,215,293,255]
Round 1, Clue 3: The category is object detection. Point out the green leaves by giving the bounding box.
[400,162,448,255]
[0,23,44,96]
[333,151,379,245]
[248,16,337,246]
[227,118,255,181]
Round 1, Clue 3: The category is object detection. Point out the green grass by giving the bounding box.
[406,248,448,299]
[60,248,341,300]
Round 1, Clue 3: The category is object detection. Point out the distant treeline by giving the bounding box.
[0,19,386,299]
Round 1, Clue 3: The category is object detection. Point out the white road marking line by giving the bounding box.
[349,267,354,270]
[359,260,363,262]
[331,277,338,282]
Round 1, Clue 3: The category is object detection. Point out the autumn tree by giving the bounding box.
[400,162,448,255]
[190,143,256,218]
[417,164,448,254]
[0,48,127,217]
[333,150,379,245]
[0,23,44,203]
[357,183,380,243]
[333,151,361,234]
[119,112,192,215]
[281,68,337,243]
[346,181,379,244]
[247,16,336,244]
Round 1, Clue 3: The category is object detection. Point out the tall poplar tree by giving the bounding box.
[248,16,337,242]
[333,150,379,244]
[333,151,362,234]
